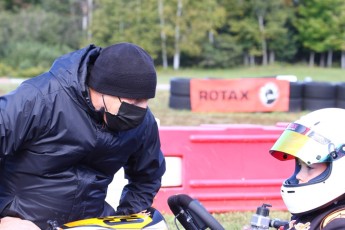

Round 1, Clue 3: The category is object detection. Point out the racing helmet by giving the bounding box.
[269,108,345,214]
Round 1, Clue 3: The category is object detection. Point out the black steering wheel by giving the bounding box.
[168,194,225,230]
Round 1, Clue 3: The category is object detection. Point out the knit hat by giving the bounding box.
[88,43,157,99]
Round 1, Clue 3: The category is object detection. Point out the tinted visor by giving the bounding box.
[270,123,333,164]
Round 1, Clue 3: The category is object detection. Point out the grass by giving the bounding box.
[1,65,344,228]
[0,84,18,95]
[150,90,307,126]
[156,64,345,84]
[163,211,291,229]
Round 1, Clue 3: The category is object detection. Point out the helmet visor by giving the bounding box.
[270,123,333,164]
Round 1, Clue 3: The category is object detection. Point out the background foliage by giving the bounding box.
[1,0,345,78]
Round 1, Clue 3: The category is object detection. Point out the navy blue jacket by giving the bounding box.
[0,45,166,229]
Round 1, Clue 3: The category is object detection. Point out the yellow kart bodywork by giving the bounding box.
[57,209,168,229]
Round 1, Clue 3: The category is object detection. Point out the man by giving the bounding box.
[0,43,166,229]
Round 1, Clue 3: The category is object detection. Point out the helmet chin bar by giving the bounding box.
[290,197,344,216]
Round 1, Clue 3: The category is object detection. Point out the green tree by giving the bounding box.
[169,0,226,69]
[0,0,83,76]
[225,0,261,66]
[321,0,345,68]
[91,0,225,70]
[91,0,160,58]
[264,1,295,64]
[294,0,345,67]
[338,3,345,69]
[226,0,294,67]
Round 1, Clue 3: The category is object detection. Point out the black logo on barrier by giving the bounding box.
[259,82,279,106]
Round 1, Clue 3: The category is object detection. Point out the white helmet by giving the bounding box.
[270,108,345,214]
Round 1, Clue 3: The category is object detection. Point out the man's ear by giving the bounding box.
[88,87,103,110]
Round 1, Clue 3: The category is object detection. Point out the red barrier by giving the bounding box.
[153,124,294,214]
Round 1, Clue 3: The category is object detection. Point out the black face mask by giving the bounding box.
[102,96,147,132]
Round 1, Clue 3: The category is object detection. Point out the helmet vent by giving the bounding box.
[287,191,295,193]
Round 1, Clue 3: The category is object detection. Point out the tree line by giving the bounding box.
[0,0,344,78]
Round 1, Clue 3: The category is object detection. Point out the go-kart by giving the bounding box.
[47,207,169,230]
[47,194,288,230]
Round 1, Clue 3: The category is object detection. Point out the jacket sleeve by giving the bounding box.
[0,83,47,157]
[116,113,166,215]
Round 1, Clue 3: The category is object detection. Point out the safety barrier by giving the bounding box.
[153,123,294,214]
[169,77,343,112]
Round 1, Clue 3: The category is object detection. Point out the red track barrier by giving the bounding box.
[153,124,294,214]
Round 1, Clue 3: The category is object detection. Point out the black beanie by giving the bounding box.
[88,43,157,99]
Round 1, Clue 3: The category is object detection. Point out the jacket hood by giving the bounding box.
[49,44,102,118]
